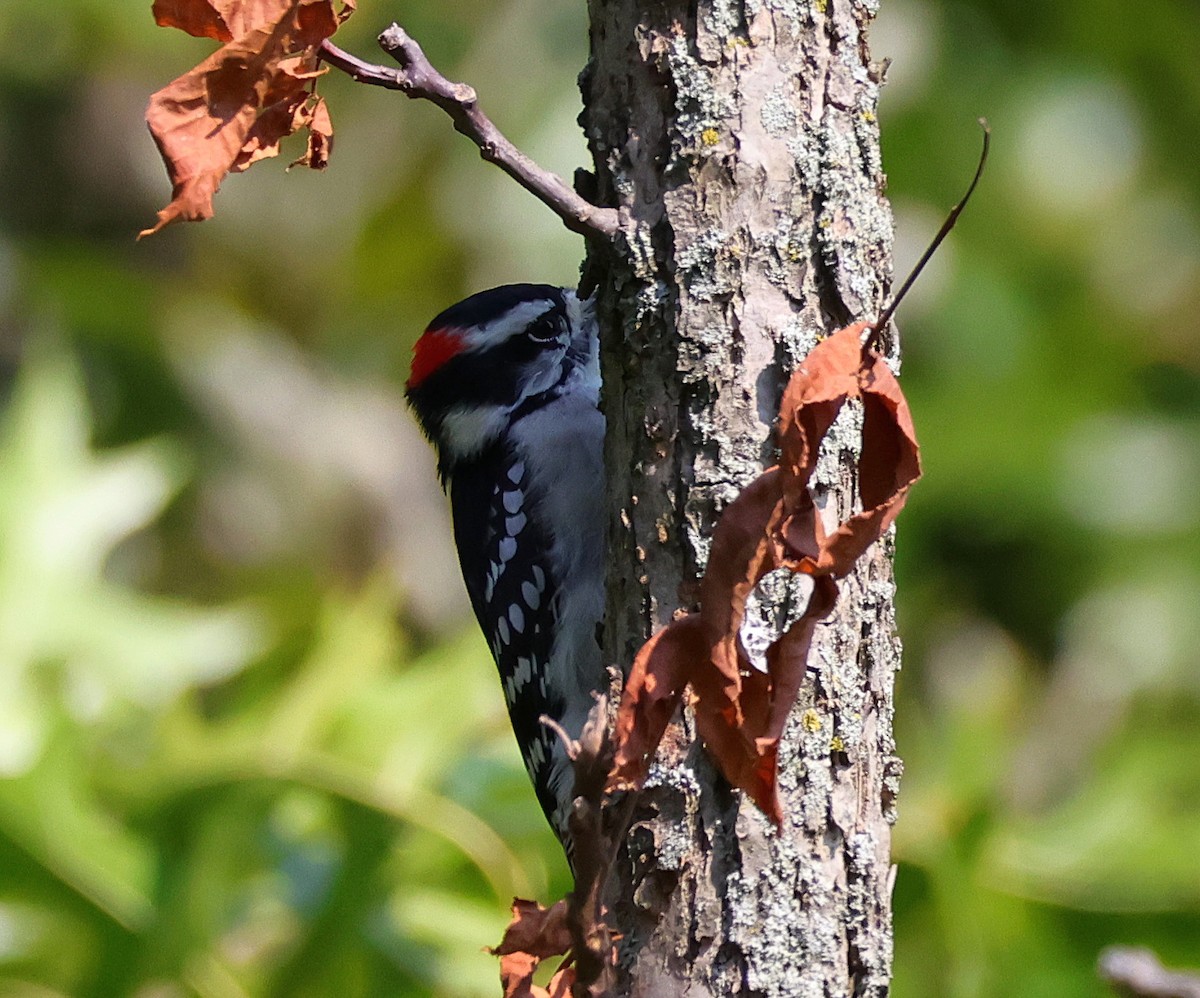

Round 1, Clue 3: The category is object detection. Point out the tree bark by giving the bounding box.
[581,2,901,995]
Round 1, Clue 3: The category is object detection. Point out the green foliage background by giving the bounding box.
[0,1,1197,995]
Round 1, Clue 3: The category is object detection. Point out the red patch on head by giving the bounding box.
[407,326,466,389]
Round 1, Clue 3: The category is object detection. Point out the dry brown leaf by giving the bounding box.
[490,899,572,959]
[610,614,705,787]
[698,469,786,713]
[760,575,838,746]
[292,93,334,168]
[610,320,921,824]
[543,967,576,998]
[775,322,921,576]
[151,0,230,40]
[498,954,575,998]
[688,474,837,820]
[492,899,574,998]
[498,951,540,998]
[141,0,351,237]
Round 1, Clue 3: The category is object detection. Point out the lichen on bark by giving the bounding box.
[581,0,900,994]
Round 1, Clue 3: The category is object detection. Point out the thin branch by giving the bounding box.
[542,698,619,997]
[318,26,620,241]
[1100,947,1200,998]
[865,118,990,354]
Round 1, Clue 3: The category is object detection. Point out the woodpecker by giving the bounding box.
[405,284,605,849]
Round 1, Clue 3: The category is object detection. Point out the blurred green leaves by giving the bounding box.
[875,3,1200,993]
[0,336,562,996]
[0,339,259,771]
[0,0,1198,995]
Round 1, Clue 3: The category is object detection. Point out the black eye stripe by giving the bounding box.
[507,333,558,364]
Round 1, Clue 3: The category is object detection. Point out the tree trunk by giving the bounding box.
[580,2,901,995]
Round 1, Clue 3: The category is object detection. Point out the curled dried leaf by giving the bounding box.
[151,0,234,40]
[610,319,921,824]
[141,0,352,237]
[498,952,574,998]
[292,93,334,169]
[490,899,572,960]
[775,323,921,576]
[491,896,576,997]
[499,952,540,998]
[609,615,705,788]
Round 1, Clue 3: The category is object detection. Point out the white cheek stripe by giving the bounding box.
[439,405,510,458]
[464,300,560,351]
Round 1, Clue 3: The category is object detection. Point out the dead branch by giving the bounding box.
[543,698,620,997]
[318,25,620,241]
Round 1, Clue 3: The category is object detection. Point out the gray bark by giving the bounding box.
[579,1,901,995]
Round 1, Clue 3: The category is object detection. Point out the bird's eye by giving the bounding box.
[526,314,563,343]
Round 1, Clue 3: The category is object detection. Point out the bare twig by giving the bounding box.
[542,698,620,997]
[1100,947,1200,998]
[865,118,990,354]
[491,696,632,996]
[318,26,620,241]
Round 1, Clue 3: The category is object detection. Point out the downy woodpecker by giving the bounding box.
[405,284,605,850]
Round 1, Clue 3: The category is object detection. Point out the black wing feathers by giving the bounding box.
[449,443,562,825]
